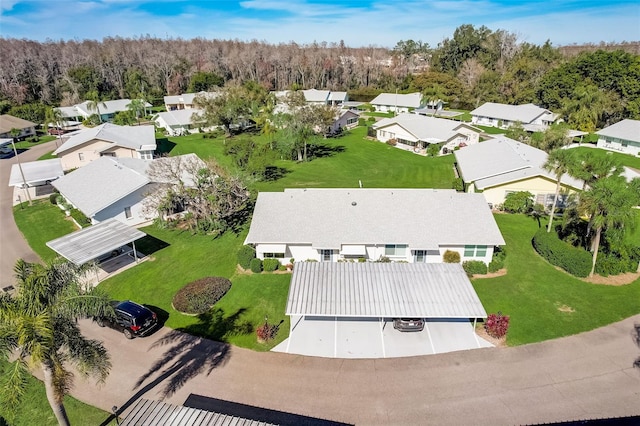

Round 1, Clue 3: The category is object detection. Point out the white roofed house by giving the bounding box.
[454,136,584,208]
[370,92,423,113]
[470,102,558,130]
[53,123,156,171]
[52,154,205,226]
[372,113,481,153]
[244,188,505,266]
[301,89,330,104]
[164,91,218,111]
[328,91,348,106]
[56,99,152,123]
[0,114,37,139]
[327,109,360,135]
[154,109,206,136]
[596,119,640,156]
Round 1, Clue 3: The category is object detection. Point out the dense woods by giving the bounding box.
[1,25,638,130]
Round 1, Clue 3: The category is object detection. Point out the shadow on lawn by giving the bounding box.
[128,234,170,256]
[307,143,345,159]
[102,311,246,425]
[155,137,176,155]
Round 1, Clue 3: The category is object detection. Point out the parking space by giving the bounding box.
[273,317,492,359]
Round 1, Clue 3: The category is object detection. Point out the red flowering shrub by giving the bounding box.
[256,320,280,342]
[485,312,510,339]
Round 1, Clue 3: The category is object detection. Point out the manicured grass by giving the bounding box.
[0,360,112,426]
[12,200,77,261]
[474,124,508,135]
[571,146,640,170]
[254,127,456,191]
[447,109,472,122]
[38,151,57,160]
[155,133,239,172]
[362,111,394,118]
[473,214,640,346]
[11,135,56,150]
[97,225,290,350]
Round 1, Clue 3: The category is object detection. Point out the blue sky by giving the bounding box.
[1,0,638,47]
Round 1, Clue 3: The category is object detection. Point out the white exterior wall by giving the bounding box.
[92,187,155,226]
[375,124,418,144]
[597,137,640,156]
[374,104,410,113]
[255,243,496,265]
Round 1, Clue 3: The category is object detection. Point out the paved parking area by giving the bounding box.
[272,317,492,358]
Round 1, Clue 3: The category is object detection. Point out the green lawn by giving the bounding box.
[571,146,640,170]
[447,109,472,122]
[38,151,57,160]
[0,361,112,426]
[13,200,77,261]
[474,124,508,135]
[11,135,56,150]
[473,214,640,346]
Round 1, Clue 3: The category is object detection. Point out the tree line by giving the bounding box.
[1,25,639,131]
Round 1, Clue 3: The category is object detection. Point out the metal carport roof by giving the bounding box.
[8,158,64,187]
[286,262,487,319]
[46,218,146,265]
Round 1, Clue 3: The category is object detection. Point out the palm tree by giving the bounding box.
[543,149,575,233]
[578,176,637,277]
[126,98,146,125]
[44,107,65,147]
[86,91,107,124]
[0,259,114,426]
[569,150,623,190]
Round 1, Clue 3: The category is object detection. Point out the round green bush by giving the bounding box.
[488,258,504,273]
[250,258,263,273]
[443,250,460,263]
[172,276,232,315]
[237,245,256,269]
[262,258,280,272]
[463,260,488,276]
[49,193,59,204]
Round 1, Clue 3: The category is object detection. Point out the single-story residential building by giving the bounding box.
[327,109,359,134]
[53,123,156,171]
[454,136,584,207]
[56,99,152,123]
[276,261,491,358]
[302,89,330,104]
[163,91,218,111]
[328,91,348,106]
[470,102,558,129]
[8,158,64,188]
[154,109,208,136]
[596,119,640,156]
[244,188,505,265]
[0,114,37,140]
[369,92,423,113]
[372,113,481,152]
[52,154,204,226]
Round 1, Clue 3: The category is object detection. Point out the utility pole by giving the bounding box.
[10,135,32,206]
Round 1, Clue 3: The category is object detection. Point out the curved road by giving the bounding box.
[3,143,640,425]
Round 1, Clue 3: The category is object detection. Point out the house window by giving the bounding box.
[320,249,334,262]
[139,150,153,160]
[124,206,132,219]
[264,253,285,259]
[101,152,116,157]
[414,250,426,263]
[78,153,84,161]
[464,245,487,257]
[385,244,407,257]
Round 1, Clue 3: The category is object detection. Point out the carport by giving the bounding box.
[272,262,492,358]
[8,158,64,187]
[46,218,146,284]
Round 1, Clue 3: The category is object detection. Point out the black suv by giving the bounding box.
[96,300,158,339]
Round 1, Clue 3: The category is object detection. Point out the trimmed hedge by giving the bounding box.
[173,276,232,314]
[250,258,263,273]
[70,209,91,228]
[237,245,255,269]
[532,228,591,277]
[463,260,487,276]
[262,258,280,272]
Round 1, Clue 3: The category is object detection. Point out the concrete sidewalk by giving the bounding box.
[65,315,640,425]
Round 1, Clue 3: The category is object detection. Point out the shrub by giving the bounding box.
[488,258,504,273]
[443,250,460,263]
[503,191,534,213]
[49,193,59,204]
[595,252,637,276]
[262,258,280,272]
[70,209,91,227]
[485,312,510,339]
[532,228,591,277]
[172,276,232,314]
[386,138,397,146]
[250,258,263,273]
[451,177,464,192]
[376,256,391,263]
[278,264,287,271]
[463,260,487,276]
[256,320,280,342]
[237,245,255,269]
[427,143,440,157]
[358,257,367,263]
